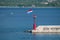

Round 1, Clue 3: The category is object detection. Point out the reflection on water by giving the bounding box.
[32,33,60,40]
[0,31,60,40]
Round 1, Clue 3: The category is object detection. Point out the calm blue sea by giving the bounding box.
[0,8,60,40]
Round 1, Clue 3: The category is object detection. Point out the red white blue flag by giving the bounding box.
[27,9,33,14]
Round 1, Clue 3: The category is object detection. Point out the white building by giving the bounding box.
[47,0,56,2]
[40,2,48,4]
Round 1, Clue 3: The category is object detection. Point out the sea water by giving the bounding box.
[0,8,60,40]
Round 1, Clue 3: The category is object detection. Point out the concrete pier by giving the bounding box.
[32,25,60,33]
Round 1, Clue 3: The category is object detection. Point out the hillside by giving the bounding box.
[0,0,60,7]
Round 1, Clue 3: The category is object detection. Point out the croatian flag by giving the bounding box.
[27,9,33,14]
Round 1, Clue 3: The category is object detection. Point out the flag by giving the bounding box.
[27,9,33,14]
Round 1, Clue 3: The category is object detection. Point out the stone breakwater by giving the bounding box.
[32,25,60,33]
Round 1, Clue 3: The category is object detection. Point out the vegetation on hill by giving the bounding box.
[0,0,60,7]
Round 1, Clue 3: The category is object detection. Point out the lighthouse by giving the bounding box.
[33,15,37,30]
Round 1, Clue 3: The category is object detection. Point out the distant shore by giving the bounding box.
[0,6,60,8]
